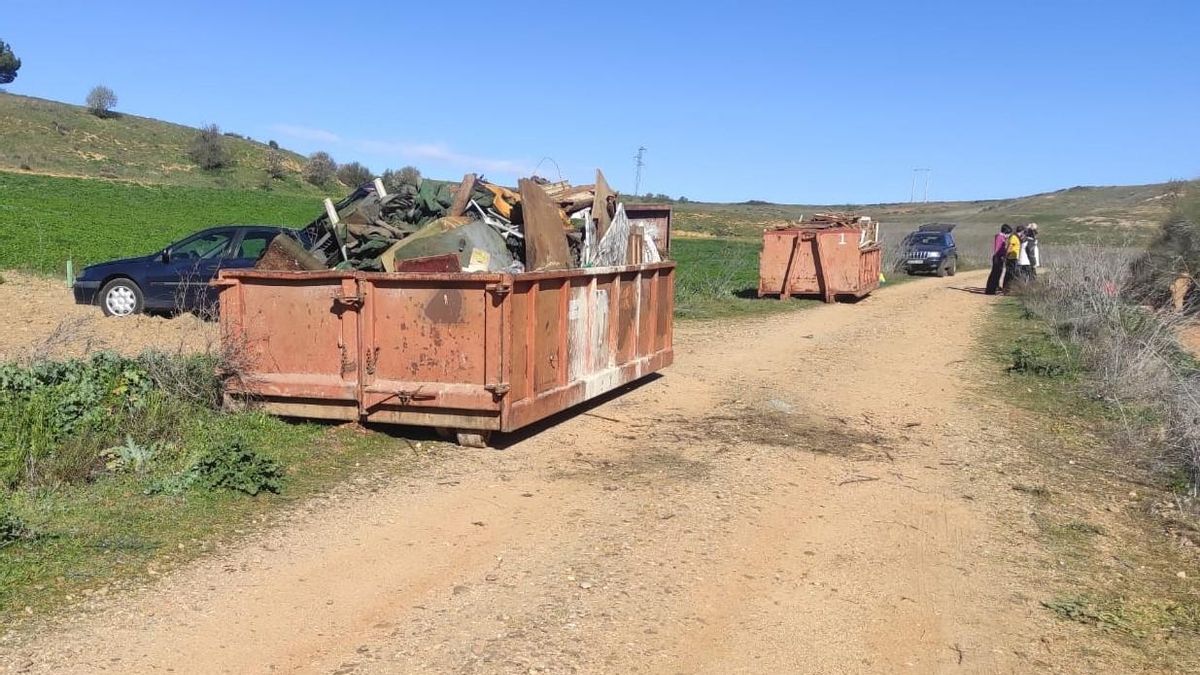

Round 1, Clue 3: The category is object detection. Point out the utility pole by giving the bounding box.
[634,146,647,196]
[911,168,931,203]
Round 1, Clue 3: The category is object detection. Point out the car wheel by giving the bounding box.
[99,278,144,317]
[935,261,948,277]
[947,257,958,277]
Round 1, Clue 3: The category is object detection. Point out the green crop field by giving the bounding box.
[0,171,321,274]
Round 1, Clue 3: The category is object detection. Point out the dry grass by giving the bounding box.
[1018,244,1200,494]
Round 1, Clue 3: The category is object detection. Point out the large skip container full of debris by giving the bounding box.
[217,172,673,446]
[757,213,881,302]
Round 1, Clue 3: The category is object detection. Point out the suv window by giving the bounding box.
[910,233,947,246]
[173,231,233,261]
[236,230,279,261]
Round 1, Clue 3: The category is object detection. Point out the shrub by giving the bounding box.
[303,151,337,186]
[184,437,282,495]
[85,85,117,118]
[189,124,232,170]
[337,161,373,187]
[264,149,286,180]
[267,140,279,150]
[381,166,421,192]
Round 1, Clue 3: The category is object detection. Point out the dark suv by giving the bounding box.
[902,223,958,277]
[72,225,307,317]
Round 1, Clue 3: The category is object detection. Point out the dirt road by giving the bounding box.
[5,271,1076,673]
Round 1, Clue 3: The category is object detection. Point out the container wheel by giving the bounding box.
[456,430,492,448]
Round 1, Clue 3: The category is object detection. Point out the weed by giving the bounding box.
[1043,596,1132,632]
[103,436,158,475]
[1012,483,1052,498]
[0,505,38,548]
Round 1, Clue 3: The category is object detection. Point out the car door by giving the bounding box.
[224,228,284,271]
[145,229,236,312]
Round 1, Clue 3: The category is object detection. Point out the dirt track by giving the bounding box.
[4,271,1087,673]
[0,271,216,361]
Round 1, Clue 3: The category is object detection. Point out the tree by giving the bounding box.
[267,140,279,150]
[0,40,20,84]
[85,85,118,118]
[188,124,231,170]
[264,149,287,180]
[337,161,373,187]
[303,151,337,186]
[381,165,421,192]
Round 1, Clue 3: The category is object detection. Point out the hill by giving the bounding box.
[0,92,326,193]
[670,182,1187,243]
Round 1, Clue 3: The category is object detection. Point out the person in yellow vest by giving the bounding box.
[1002,224,1024,293]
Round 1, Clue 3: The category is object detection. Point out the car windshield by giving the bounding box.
[173,232,232,260]
[910,233,947,246]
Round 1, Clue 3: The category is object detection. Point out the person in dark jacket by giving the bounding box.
[1002,225,1024,293]
[985,224,1011,295]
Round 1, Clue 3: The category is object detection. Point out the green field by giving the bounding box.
[0,171,321,274]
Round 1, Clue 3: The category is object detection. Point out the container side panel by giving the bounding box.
[534,281,562,393]
[655,270,672,352]
[616,273,639,363]
[510,285,532,403]
[591,279,613,373]
[367,280,489,385]
[637,275,654,357]
[567,284,588,382]
[221,276,358,407]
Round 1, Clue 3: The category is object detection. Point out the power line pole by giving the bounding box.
[911,168,931,203]
[634,146,647,196]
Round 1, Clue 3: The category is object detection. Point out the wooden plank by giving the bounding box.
[447,173,478,218]
[518,178,571,271]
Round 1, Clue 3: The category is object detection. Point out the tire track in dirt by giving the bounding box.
[4,272,1074,674]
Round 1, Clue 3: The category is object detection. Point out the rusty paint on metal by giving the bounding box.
[217,263,675,436]
[424,289,465,324]
[758,227,881,302]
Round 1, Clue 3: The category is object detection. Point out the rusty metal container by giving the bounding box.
[216,263,674,445]
[758,226,881,302]
[624,204,673,257]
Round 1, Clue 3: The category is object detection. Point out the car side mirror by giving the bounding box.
[161,249,171,263]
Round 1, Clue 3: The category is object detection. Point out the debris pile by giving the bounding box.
[766,212,879,246]
[261,170,662,274]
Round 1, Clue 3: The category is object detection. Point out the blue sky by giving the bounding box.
[3,0,1198,203]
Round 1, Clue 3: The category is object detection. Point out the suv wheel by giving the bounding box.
[947,257,957,276]
[100,278,144,317]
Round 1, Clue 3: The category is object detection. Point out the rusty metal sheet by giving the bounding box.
[592,169,614,241]
[392,254,461,273]
[518,178,571,272]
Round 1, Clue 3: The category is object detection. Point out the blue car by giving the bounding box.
[73,225,307,317]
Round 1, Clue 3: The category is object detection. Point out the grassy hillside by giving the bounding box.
[671,182,1186,244]
[0,172,320,273]
[0,92,326,193]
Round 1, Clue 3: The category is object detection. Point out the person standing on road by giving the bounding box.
[1002,225,1024,293]
[1017,227,1034,281]
[1027,223,1041,269]
[985,224,1011,295]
